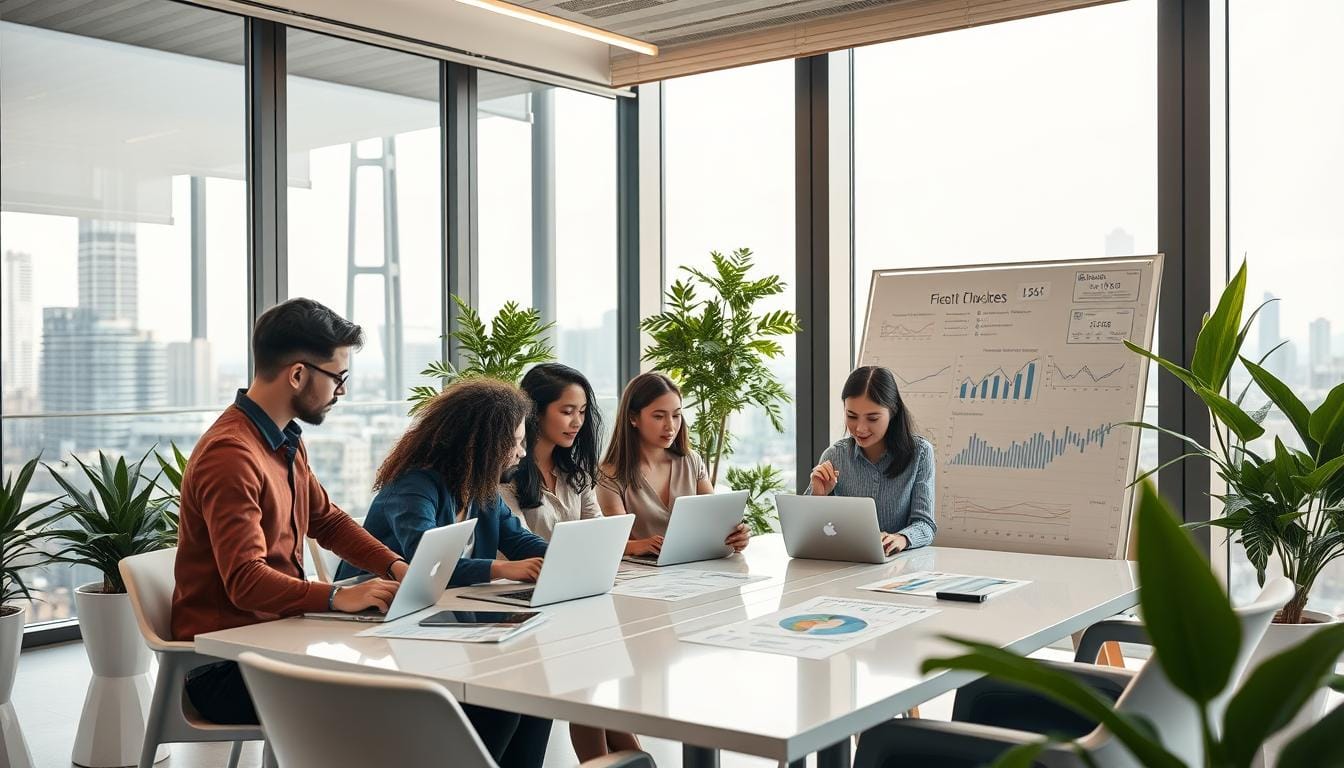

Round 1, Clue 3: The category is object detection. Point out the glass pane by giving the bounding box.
[1225,0,1344,610]
[477,72,620,426]
[0,4,247,625]
[851,1,1159,548]
[663,61,798,489]
[285,29,442,516]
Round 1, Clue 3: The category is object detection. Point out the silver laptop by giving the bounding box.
[304,518,477,623]
[468,514,635,608]
[623,490,748,567]
[777,495,897,564]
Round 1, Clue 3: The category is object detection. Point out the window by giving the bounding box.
[851,2,1158,555]
[477,72,620,425]
[285,30,442,516]
[1224,0,1344,610]
[662,61,798,489]
[0,3,247,624]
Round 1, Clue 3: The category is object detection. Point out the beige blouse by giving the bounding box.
[500,470,602,541]
[599,452,708,539]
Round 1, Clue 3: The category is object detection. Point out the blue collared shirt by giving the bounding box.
[805,436,937,548]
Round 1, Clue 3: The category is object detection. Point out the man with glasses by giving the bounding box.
[171,298,410,725]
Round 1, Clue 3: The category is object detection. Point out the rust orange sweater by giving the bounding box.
[171,393,398,640]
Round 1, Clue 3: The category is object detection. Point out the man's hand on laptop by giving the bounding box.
[725,523,751,552]
[625,536,663,557]
[492,558,544,583]
[333,578,400,613]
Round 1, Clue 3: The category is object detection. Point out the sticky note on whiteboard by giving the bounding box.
[1074,270,1141,302]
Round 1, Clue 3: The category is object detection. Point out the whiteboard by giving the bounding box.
[857,255,1163,560]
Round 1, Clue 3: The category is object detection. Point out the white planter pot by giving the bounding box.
[1250,609,1339,768]
[71,584,168,768]
[0,606,33,768]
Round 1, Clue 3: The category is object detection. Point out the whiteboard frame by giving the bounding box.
[855,253,1165,560]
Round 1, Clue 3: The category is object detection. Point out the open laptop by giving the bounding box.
[622,490,748,567]
[777,495,898,564]
[467,514,635,608]
[304,518,477,623]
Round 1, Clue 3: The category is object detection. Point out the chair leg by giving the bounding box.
[262,740,277,768]
[226,741,243,768]
[139,661,175,768]
[1095,641,1126,667]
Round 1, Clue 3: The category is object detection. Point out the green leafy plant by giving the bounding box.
[1123,260,1344,624]
[44,451,177,594]
[0,456,64,612]
[642,248,802,484]
[409,295,556,413]
[725,464,787,536]
[923,480,1344,768]
[153,442,190,539]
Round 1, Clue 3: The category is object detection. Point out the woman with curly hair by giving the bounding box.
[336,377,551,768]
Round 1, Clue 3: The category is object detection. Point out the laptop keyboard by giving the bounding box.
[497,588,535,602]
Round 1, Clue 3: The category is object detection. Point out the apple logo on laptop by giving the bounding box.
[823,522,838,537]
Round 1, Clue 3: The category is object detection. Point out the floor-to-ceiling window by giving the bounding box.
[850,0,1158,555]
[285,30,442,517]
[0,1,247,624]
[1224,0,1344,610]
[662,60,798,489]
[477,71,620,428]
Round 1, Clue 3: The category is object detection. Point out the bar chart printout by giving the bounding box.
[958,359,1037,401]
[949,424,1113,470]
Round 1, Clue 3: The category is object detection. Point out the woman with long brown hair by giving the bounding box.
[597,372,750,552]
[335,377,553,768]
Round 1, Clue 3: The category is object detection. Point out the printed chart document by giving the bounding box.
[681,596,937,659]
[357,614,547,643]
[859,571,1029,600]
[609,569,769,602]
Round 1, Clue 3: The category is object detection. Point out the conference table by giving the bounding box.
[196,536,1138,767]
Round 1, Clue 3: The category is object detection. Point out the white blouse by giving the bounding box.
[500,469,602,541]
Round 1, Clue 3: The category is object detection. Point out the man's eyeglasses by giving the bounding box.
[299,361,350,388]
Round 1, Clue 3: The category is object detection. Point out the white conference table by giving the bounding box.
[196,536,1137,767]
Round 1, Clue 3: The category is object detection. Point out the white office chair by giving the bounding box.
[306,516,364,582]
[238,651,658,768]
[852,576,1296,768]
[119,549,268,768]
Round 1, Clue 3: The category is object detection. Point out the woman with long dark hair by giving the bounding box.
[806,365,936,555]
[500,363,643,760]
[597,372,750,552]
[335,376,552,768]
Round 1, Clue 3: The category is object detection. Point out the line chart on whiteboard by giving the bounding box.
[858,256,1162,558]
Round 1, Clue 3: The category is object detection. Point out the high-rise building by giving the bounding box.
[78,219,138,325]
[40,308,166,454]
[1104,228,1135,257]
[1309,318,1332,370]
[2,250,36,400]
[166,338,216,407]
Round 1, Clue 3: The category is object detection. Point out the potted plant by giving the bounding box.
[641,248,802,487]
[45,451,174,767]
[922,479,1344,768]
[725,464,788,535]
[409,295,556,413]
[152,442,189,540]
[1121,261,1344,760]
[0,456,63,768]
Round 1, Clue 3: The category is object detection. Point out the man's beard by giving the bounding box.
[500,463,521,483]
[294,389,337,425]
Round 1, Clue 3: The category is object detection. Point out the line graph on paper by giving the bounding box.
[879,320,935,340]
[1046,359,1129,391]
[947,496,1073,542]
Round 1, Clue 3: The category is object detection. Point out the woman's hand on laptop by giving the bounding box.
[809,460,839,496]
[625,536,663,557]
[333,578,400,613]
[880,533,909,556]
[492,558,544,583]
[725,523,751,552]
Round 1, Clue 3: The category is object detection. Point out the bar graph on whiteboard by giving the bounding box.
[955,358,1039,402]
[949,423,1113,470]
